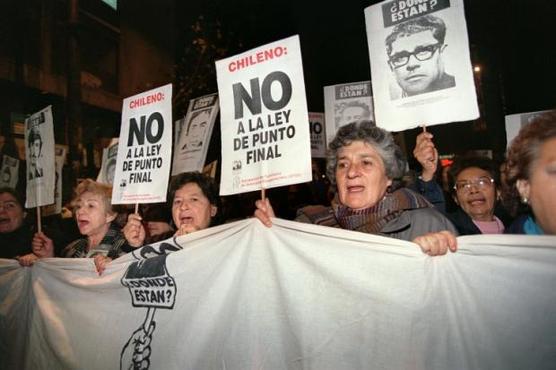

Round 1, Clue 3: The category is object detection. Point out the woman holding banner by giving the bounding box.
[255,120,458,256]
[22,180,128,274]
[503,111,556,235]
[123,172,220,247]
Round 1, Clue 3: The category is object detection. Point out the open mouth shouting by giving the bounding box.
[178,215,194,227]
[77,218,90,232]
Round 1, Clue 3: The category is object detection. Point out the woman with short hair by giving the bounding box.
[123,172,220,248]
[22,179,128,274]
[256,120,458,256]
[446,156,512,235]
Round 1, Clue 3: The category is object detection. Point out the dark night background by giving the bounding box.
[1,0,555,185]
[169,0,556,162]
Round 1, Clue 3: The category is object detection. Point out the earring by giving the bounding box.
[521,197,528,204]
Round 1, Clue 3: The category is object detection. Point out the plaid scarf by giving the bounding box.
[333,188,432,234]
[63,222,127,259]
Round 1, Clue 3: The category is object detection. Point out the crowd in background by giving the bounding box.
[1,110,555,273]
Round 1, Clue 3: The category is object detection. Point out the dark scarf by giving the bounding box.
[63,222,127,259]
[333,187,432,234]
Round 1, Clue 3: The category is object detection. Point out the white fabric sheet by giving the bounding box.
[1,219,555,369]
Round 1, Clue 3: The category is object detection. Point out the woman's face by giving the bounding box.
[518,137,556,234]
[454,167,497,222]
[74,191,115,238]
[172,182,216,231]
[0,192,25,233]
[335,140,392,210]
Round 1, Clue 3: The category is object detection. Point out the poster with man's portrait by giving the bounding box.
[324,81,374,144]
[0,154,19,188]
[172,93,219,175]
[365,0,479,131]
[24,106,55,208]
[97,139,119,185]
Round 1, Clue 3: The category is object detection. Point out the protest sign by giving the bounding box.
[172,93,219,175]
[97,139,119,185]
[25,106,55,208]
[42,145,67,216]
[365,0,479,131]
[505,109,552,148]
[323,81,374,144]
[308,112,326,158]
[0,154,19,188]
[112,84,173,204]
[215,35,311,195]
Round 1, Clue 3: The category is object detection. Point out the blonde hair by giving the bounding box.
[71,179,115,215]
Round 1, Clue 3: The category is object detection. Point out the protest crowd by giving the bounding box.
[1,1,555,368]
[3,110,555,266]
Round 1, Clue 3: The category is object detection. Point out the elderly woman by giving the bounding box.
[503,111,556,235]
[123,172,220,248]
[21,179,128,274]
[446,156,512,235]
[256,121,457,256]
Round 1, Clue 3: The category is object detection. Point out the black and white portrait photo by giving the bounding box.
[335,100,372,130]
[365,0,479,131]
[27,127,44,180]
[181,108,211,151]
[385,14,455,99]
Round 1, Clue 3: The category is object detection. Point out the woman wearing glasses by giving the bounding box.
[447,156,512,235]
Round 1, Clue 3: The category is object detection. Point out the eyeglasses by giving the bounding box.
[389,43,442,68]
[453,177,495,193]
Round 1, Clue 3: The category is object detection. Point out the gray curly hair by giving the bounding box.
[326,120,407,190]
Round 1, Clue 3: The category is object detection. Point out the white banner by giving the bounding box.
[172,93,219,175]
[308,112,327,158]
[323,81,374,144]
[112,84,173,204]
[0,154,19,188]
[504,109,552,148]
[365,0,479,131]
[1,219,555,370]
[24,106,55,208]
[42,145,67,216]
[97,138,119,185]
[216,35,311,195]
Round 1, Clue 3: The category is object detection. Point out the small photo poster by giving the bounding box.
[25,106,55,208]
[172,93,219,175]
[324,81,374,144]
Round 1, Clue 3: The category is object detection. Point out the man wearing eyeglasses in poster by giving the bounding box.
[385,14,455,99]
